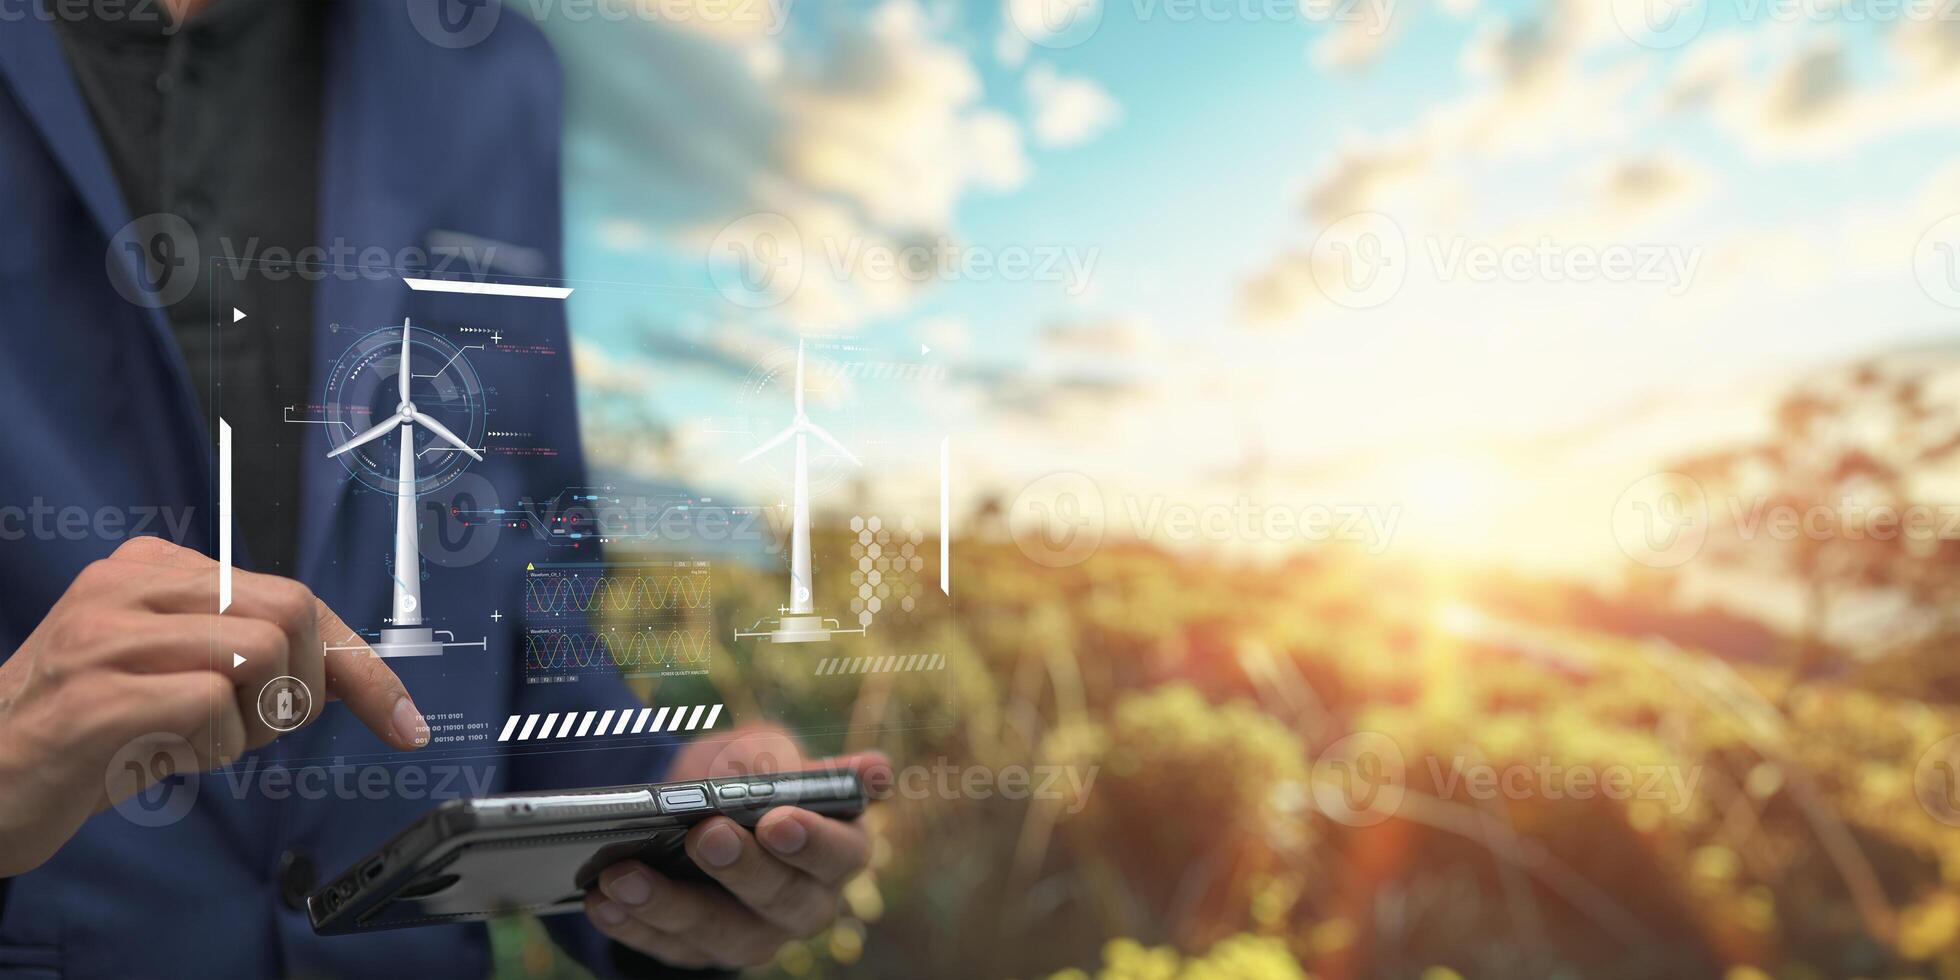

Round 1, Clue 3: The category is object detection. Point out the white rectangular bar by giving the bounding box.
[535,714,558,740]
[496,715,522,742]
[516,715,541,740]
[219,419,232,613]
[555,713,578,738]
[401,276,573,299]
[613,711,633,735]
[648,707,670,732]
[702,704,723,729]
[683,704,706,730]
[667,707,689,732]
[574,712,597,737]
[940,436,950,596]
[595,710,616,736]
[630,707,653,734]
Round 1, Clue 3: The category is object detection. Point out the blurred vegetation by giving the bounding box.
[494,365,1960,978]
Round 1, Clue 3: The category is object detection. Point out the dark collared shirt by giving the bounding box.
[49,0,324,577]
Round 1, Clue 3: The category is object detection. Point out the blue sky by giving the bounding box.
[536,0,1960,567]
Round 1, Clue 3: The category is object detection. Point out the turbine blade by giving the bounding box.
[794,340,805,417]
[407,407,484,461]
[804,421,862,466]
[398,318,413,402]
[328,412,406,458]
[738,425,796,464]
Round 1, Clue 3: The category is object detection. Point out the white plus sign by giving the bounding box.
[490,609,503,622]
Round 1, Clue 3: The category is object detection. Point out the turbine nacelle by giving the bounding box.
[328,320,484,464]
[739,341,861,467]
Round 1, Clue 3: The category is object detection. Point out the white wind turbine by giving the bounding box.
[734,340,864,644]
[328,317,482,657]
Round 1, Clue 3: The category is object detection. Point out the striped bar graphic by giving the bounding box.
[495,704,727,742]
[814,654,946,676]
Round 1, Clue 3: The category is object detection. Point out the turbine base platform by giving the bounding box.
[373,627,445,658]
[735,615,865,645]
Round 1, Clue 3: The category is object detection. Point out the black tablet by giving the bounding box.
[307,770,866,934]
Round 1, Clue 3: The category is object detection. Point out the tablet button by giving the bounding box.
[717,784,747,800]
[660,787,708,811]
[746,782,774,798]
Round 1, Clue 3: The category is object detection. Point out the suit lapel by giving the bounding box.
[0,18,208,477]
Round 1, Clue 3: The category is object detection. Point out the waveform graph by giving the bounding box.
[523,560,717,682]
[525,564,713,616]
[525,627,714,677]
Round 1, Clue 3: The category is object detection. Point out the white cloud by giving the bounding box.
[1024,63,1122,148]
[547,0,1031,326]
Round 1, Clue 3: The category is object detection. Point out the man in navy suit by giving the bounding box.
[0,0,875,975]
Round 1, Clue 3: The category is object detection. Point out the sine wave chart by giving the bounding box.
[523,561,715,683]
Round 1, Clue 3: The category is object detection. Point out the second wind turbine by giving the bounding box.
[328,317,483,657]
[735,340,864,644]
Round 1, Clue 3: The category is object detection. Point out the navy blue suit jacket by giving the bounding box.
[0,2,675,975]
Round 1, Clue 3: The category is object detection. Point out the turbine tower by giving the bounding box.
[735,340,864,644]
[328,317,482,657]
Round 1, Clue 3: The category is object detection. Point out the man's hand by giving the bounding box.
[0,536,426,876]
[583,728,887,971]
